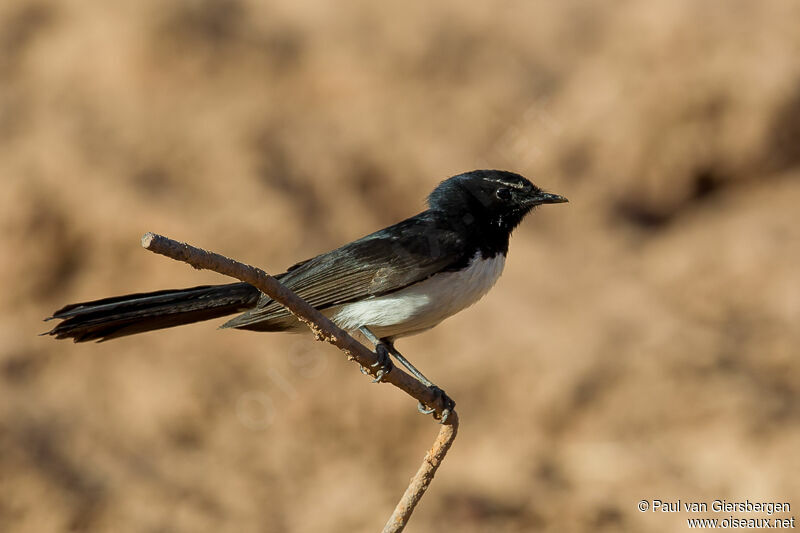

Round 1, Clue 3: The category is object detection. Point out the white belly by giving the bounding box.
[328,253,505,340]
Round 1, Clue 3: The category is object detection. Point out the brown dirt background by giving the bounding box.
[2,1,799,531]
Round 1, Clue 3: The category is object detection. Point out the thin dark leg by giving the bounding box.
[358,330,393,382]
[358,327,434,386]
[358,326,455,423]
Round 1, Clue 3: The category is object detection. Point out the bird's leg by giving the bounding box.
[358,326,455,423]
[357,327,393,383]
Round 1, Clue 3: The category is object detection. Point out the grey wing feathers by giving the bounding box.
[222,214,465,330]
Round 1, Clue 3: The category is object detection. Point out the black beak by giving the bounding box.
[528,191,569,205]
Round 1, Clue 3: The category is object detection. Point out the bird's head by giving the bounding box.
[428,170,567,232]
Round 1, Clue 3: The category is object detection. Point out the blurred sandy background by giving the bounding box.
[2,1,799,531]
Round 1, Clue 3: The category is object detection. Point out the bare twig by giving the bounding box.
[141,232,458,532]
[382,411,459,532]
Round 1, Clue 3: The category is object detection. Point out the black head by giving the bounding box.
[427,170,567,233]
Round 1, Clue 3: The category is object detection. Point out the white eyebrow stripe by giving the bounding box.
[485,177,525,189]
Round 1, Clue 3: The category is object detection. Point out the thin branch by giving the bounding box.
[382,410,459,532]
[141,232,458,532]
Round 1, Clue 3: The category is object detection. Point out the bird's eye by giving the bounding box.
[496,187,512,200]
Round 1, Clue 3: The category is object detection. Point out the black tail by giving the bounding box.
[45,282,261,342]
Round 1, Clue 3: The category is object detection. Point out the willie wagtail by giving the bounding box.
[45,170,567,410]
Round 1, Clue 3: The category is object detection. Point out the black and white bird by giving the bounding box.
[45,170,566,411]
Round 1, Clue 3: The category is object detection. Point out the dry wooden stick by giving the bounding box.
[382,410,458,532]
[141,232,458,532]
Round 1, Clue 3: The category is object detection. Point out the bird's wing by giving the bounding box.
[222,212,468,330]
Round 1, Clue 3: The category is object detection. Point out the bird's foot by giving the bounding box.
[359,343,393,383]
[418,385,455,424]
[357,326,454,422]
